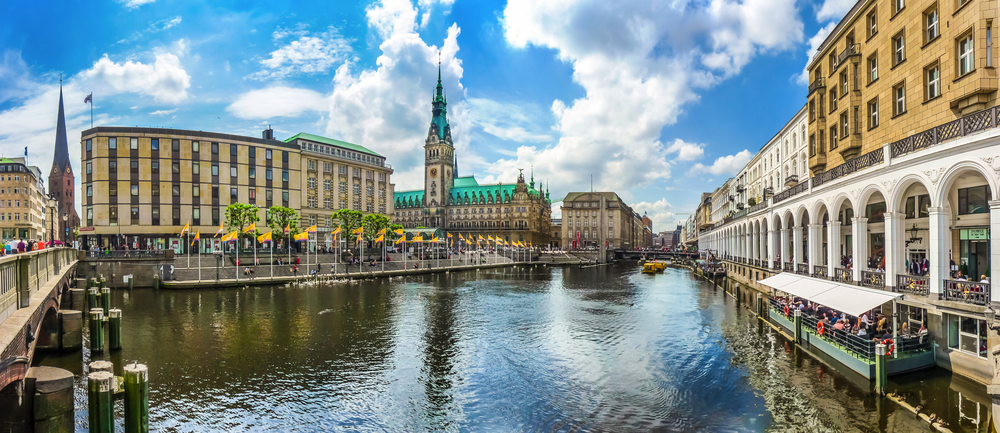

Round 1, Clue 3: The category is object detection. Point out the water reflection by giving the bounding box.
[29,266,993,432]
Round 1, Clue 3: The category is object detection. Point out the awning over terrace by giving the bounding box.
[759,273,903,317]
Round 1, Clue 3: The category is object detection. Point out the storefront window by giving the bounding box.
[958,185,988,215]
[866,202,886,223]
[948,314,988,358]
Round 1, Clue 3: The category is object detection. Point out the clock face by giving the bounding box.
[430,168,438,178]
[65,167,71,174]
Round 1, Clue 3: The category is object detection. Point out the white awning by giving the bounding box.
[759,273,902,317]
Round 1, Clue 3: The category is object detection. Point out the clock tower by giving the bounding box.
[423,56,454,228]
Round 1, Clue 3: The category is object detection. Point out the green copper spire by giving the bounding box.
[428,52,451,142]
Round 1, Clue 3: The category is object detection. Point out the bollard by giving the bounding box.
[756,293,763,318]
[101,287,111,315]
[70,289,85,311]
[99,276,106,288]
[58,310,83,351]
[128,276,134,290]
[793,309,802,344]
[89,309,104,352]
[152,275,159,290]
[88,288,98,310]
[875,343,887,395]
[90,277,98,289]
[76,277,87,290]
[89,360,113,374]
[109,309,122,350]
[124,363,149,433]
[87,371,114,433]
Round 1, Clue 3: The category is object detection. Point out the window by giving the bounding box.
[248,167,255,179]
[172,206,180,226]
[231,167,237,178]
[925,8,939,42]
[926,64,940,100]
[893,82,906,116]
[193,208,200,225]
[339,181,347,193]
[324,162,331,173]
[151,139,159,151]
[87,184,92,197]
[958,185,988,215]
[946,314,987,358]
[853,106,860,134]
[211,164,219,176]
[282,170,289,182]
[959,33,974,76]
[86,162,92,175]
[230,188,238,201]
[282,151,288,163]
[172,185,180,197]
[131,206,139,224]
[989,24,994,67]
[192,186,200,197]
[212,207,219,225]
[192,141,199,153]
[840,112,849,137]
[266,149,272,160]
[109,137,117,149]
[308,160,316,171]
[867,9,877,37]
[192,162,199,175]
[282,191,289,204]
[893,32,905,65]
[840,71,848,96]
[212,143,219,154]
[131,184,139,196]
[249,189,256,201]
[230,144,238,157]
[130,137,138,150]
[893,0,904,14]
[266,169,272,180]
[86,139,92,152]
[308,177,317,189]
[905,194,931,218]
[868,98,879,129]
[109,206,118,224]
[829,126,838,148]
[172,139,180,152]
[324,179,331,191]
[212,186,218,198]
[110,160,117,173]
[172,162,180,174]
[152,183,159,196]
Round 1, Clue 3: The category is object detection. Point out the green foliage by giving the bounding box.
[331,209,363,238]
[225,203,260,242]
[267,206,299,245]
[361,213,391,240]
[747,197,757,206]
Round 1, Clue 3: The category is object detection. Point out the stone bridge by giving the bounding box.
[0,248,78,392]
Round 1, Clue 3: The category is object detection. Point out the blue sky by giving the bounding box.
[0,0,853,231]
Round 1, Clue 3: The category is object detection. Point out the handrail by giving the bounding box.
[895,274,929,295]
[812,266,828,279]
[773,179,810,204]
[812,147,884,188]
[860,270,886,290]
[942,279,989,305]
[85,250,166,260]
[891,106,998,158]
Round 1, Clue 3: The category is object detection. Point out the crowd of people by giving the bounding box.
[774,296,928,354]
[1,239,47,257]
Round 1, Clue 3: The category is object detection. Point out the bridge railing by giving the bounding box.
[0,248,76,325]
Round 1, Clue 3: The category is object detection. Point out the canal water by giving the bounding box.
[36,265,992,431]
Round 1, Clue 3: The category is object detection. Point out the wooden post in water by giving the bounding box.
[88,309,104,352]
[793,309,802,344]
[124,363,149,433]
[89,360,113,374]
[108,309,122,350]
[87,371,114,433]
[756,293,763,318]
[101,287,111,315]
[88,288,98,311]
[875,343,887,395]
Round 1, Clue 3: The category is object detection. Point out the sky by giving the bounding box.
[0,0,854,232]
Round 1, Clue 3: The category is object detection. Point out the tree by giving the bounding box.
[331,209,363,241]
[267,206,299,247]
[388,223,404,242]
[748,197,757,206]
[361,213,391,241]
[225,203,260,248]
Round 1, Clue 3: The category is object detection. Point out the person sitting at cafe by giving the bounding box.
[899,322,910,337]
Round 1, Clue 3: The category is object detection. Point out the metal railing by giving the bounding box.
[895,275,929,295]
[833,267,852,284]
[783,262,794,272]
[773,179,810,204]
[796,263,809,275]
[891,106,998,158]
[811,147,884,188]
[809,77,825,94]
[748,201,768,214]
[812,266,828,279]
[785,174,799,186]
[942,280,990,306]
[85,250,166,260]
[860,270,885,290]
[837,43,860,64]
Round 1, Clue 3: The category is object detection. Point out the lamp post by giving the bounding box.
[62,213,68,245]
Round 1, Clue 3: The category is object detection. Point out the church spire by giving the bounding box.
[52,79,71,173]
[427,52,451,143]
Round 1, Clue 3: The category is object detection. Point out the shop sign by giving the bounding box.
[962,228,990,240]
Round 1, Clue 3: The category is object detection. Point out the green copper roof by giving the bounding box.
[394,190,424,208]
[453,176,479,188]
[284,132,383,157]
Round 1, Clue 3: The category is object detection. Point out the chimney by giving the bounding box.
[262,125,274,140]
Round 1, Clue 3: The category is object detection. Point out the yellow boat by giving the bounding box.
[642,261,666,274]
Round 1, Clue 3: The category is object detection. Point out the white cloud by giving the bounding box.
[632,198,675,232]
[118,0,156,9]
[116,16,182,44]
[466,98,552,143]
[497,0,801,196]
[664,139,704,161]
[248,26,353,81]
[816,0,856,21]
[150,108,177,116]
[689,150,752,175]
[227,86,327,119]
[81,53,191,104]
[796,22,837,85]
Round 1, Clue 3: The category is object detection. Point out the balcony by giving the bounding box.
[809,153,827,173]
[784,174,799,187]
[860,270,885,290]
[736,203,745,210]
[736,185,745,193]
[728,195,734,202]
[808,77,825,95]
[763,186,774,197]
[942,280,989,306]
[895,275,929,295]
[837,43,860,65]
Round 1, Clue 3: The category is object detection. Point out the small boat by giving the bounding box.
[642,261,666,274]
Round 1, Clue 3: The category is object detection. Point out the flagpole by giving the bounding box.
[270,239,273,280]
[197,239,201,282]
[236,233,240,282]
[187,231,190,268]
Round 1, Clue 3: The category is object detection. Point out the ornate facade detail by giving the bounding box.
[922,167,946,186]
[979,156,1000,177]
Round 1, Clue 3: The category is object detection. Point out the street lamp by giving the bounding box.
[905,224,923,247]
[62,213,68,245]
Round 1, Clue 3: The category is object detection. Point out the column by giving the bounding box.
[767,227,776,269]
[852,217,868,282]
[990,201,1000,303]
[808,224,822,274]
[781,229,790,267]
[827,223,840,276]
[884,212,904,290]
[928,207,949,296]
[793,226,804,267]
